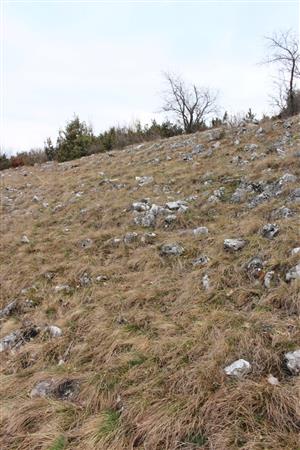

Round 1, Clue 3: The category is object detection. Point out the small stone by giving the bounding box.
[278,173,297,186]
[165,200,188,211]
[135,176,154,186]
[80,238,93,249]
[30,380,53,398]
[21,235,30,244]
[271,206,294,219]
[46,325,63,337]
[291,247,300,256]
[261,223,280,239]
[123,232,138,244]
[264,271,275,289]
[79,273,92,286]
[134,212,156,228]
[0,300,17,318]
[192,255,210,266]
[202,274,210,290]
[160,243,184,256]
[165,214,177,225]
[289,188,300,202]
[286,263,300,281]
[244,143,258,152]
[192,144,205,154]
[224,359,251,377]
[0,331,21,352]
[267,374,280,386]
[95,275,108,283]
[32,195,40,202]
[224,239,246,251]
[193,226,209,236]
[231,188,247,203]
[246,256,264,278]
[132,200,151,212]
[285,350,300,375]
[54,284,72,294]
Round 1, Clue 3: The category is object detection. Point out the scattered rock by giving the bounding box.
[285,263,300,281]
[95,275,108,283]
[264,271,276,289]
[165,200,188,212]
[21,235,30,244]
[271,206,294,219]
[135,176,154,186]
[261,223,280,239]
[244,143,258,152]
[132,200,151,212]
[0,325,40,352]
[285,350,300,375]
[79,273,92,286]
[278,173,297,186]
[192,255,210,266]
[30,380,53,398]
[164,214,177,225]
[134,211,156,228]
[224,239,246,251]
[245,256,264,278]
[160,243,184,256]
[202,274,210,290]
[0,300,17,319]
[30,378,80,400]
[193,226,209,236]
[123,232,138,245]
[80,238,93,249]
[46,325,63,337]
[224,359,251,377]
[291,247,300,256]
[54,284,72,294]
[289,188,300,203]
[267,374,280,386]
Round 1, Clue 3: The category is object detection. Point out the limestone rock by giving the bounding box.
[224,359,251,377]
[285,350,300,375]
[224,239,246,251]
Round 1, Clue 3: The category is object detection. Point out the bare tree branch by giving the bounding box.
[262,29,300,116]
[161,72,218,133]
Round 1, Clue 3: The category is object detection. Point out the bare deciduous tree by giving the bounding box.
[161,72,218,133]
[262,30,299,116]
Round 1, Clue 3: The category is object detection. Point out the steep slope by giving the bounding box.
[0,116,299,450]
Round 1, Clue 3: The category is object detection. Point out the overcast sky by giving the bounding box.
[2,0,299,154]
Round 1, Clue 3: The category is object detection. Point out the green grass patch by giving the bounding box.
[48,435,66,450]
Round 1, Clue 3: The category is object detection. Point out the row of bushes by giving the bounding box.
[0,118,184,170]
[0,108,265,170]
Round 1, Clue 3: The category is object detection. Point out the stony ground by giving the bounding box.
[0,116,300,450]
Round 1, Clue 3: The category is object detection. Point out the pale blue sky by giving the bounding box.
[2,0,299,153]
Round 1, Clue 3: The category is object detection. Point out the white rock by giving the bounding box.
[193,227,209,236]
[202,274,210,290]
[267,374,280,386]
[286,263,300,281]
[224,239,246,251]
[224,359,251,377]
[47,325,63,337]
[135,176,154,186]
[264,271,275,289]
[54,284,72,294]
[160,243,184,256]
[21,235,30,244]
[285,350,300,375]
[291,247,300,256]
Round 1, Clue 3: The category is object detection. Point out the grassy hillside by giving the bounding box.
[0,116,299,450]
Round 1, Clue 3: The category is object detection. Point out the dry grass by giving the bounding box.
[0,117,300,449]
